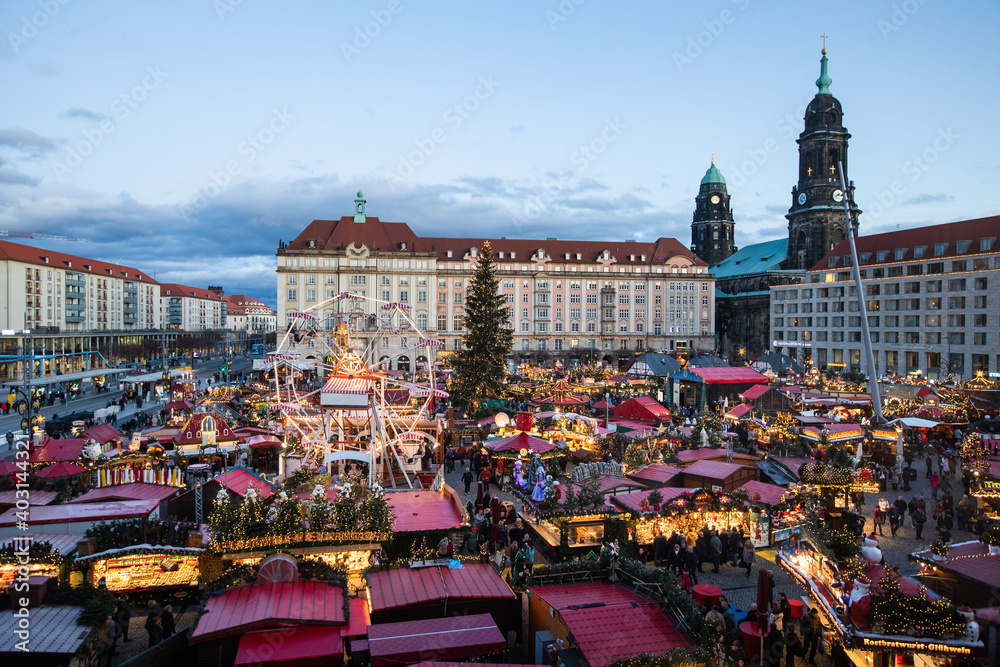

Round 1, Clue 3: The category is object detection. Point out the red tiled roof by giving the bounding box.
[367,563,513,613]
[740,480,788,506]
[912,540,1000,588]
[613,396,671,422]
[530,583,693,667]
[159,283,222,301]
[0,499,161,527]
[682,460,750,481]
[173,412,238,445]
[688,367,768,385]
[610,487,689,515]
[385,490,463,532]
[83,423,120,444]
[367,613,506,667]
[210,467,276,500]
[224,294,276,316]
[68,483,181,504]
[28,438,86,463]
[628,464,683,485]
[0,239,156,284]
[191,580,346,642]
[285,216,707,266]
[810,215,1000,272]
[740,384,772,400]
[235,626,342,664]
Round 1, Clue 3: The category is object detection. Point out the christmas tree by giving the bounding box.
[449,241,513,409]
[208,488,241,543]
[239,487,271,539]
[309,493,335,532]
[270,492,304,536]
[360,483,395,533]
[693,411,723,448]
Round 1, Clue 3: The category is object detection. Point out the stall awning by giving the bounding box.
[322,377,372,394]
[367,613,506,667]
[687,367,769,385]
[725,404,752,420]
[367,563,513,613]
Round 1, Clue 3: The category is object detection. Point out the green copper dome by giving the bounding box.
[816,49,832,95]
[701,160,725,185]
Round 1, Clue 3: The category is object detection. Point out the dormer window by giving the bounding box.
[827,256,839,268]
[894,248,908,261]
[498,252,504,259]
[470,247,477,257]
[510,252,516,259]
[981,237,995,252]
[400,242,407,251]
[629,255,635,261]
[913,246,927,259]
[602,250,610,260]
[956,240,971,254]
[640,255,646,262]
[446,250,453,258]
[934,243,948,256]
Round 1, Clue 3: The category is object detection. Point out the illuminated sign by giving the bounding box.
[856,638,976,657]
[772,340,812,348]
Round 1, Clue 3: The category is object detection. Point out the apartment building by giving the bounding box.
[769,216,999,379]
[160,284,227,331]
[0,240,160,332]
[223,294,276,333]
[276,193,716,369]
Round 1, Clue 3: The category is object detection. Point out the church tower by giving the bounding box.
[785,44,862,271]
[691,157,736,266]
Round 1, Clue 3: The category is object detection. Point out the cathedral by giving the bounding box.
[699,46,862,361]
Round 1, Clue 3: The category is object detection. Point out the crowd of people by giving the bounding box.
[649,525,759,586]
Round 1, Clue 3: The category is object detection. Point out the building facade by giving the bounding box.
[276,193,717,369]
[223,294,276,333]
[159,284,227,331]
[770,216,999,379]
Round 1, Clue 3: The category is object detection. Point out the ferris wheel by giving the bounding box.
[269,292,448,488]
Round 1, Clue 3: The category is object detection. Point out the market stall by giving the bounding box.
[78,544,204,592]
[0,533,78,588]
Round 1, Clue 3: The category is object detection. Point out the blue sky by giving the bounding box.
[0,0,996,307]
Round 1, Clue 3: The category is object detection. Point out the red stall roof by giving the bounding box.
[367,563,513,613]
[610,487,690,515]
[674,448,759,464]
[29,438,86,463]
[367,613,506,667]
[530,583,693,667]
[682,460,750,481]
[912,540,1000,588]
[740,480,788,507]
[192,581,346,642]
[83,423,120,444]
[612,396,670,422]
[0,490,57,506]
[68,483,180,504]
[484,432,561,455]
[628,464,683,486]
[235,626,343,665]
[211,466,276,499]
[385,490,464,533]
[689,367,768,385]
[725,404,753,420]
[0,498,160,527]
[740,384,772,400]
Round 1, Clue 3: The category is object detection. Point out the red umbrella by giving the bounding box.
[35,461,87,478]
[246,434,282,448]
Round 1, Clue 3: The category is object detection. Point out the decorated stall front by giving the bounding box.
[613,487,771,548]
[779,536,986,666]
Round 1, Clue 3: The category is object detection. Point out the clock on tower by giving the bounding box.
[691,156,736,266]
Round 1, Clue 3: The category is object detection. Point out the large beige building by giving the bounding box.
[276,193,716,369]
[770,216,999,379]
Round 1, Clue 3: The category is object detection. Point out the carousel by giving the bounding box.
[270,295,448,488]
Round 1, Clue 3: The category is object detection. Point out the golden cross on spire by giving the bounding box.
[711,154,715,165]
[806,167,812,176]
[821,33,829,53]
[829,164,836,175]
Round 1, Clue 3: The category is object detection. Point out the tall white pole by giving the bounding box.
[838,162,883,421]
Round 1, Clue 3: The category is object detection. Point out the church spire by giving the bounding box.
[816,34,832,95]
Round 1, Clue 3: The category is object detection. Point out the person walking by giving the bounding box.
[461,468,473,494]
[913,506,927,540]
[709,530,722,573]
[144,600,162,648]
[925,453,933,479]
[115,594,133,643]
[479,467,491,493]
[684,545,699,585]
[888,505,901,536]
[894,496,908,522]
[695,531,708,573]
[160,604,175,639]
[803,607,822,665]
[873,506,885,536]
[653,531,668,567]
[728,527,742,567]
[930,472,940,499]
[741,538,755,578]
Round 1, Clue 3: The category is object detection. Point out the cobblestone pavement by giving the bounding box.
[106,605,198,665]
